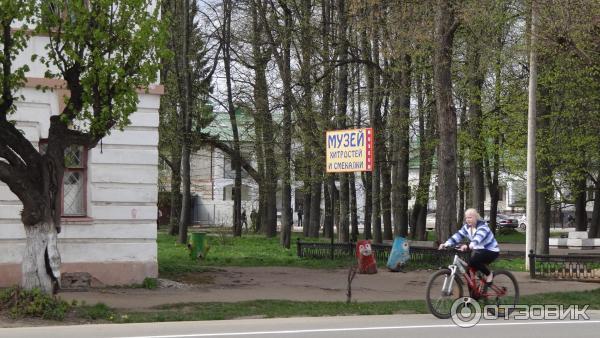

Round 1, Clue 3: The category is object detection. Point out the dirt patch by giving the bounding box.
[52,267,600,311]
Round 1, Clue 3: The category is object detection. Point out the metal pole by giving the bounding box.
[525,0,538,270]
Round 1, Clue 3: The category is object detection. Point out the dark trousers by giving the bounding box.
[469,249,499,276]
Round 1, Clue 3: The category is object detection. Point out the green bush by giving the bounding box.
[0,287,70,320]
[142,277,158,289]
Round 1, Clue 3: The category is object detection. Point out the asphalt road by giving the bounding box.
[2,313,600,338]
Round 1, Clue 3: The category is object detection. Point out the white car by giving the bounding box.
[518,215,527,230]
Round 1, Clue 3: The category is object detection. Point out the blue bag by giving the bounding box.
[386,236,410,272]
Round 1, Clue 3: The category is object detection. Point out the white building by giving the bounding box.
[0,26,162,287]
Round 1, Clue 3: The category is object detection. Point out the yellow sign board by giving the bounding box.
[326,128,373,173]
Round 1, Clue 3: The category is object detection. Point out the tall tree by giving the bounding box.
[250,0,277,237]
[433,0,459,242]
[222,0,243,236]
[0,1,164,293]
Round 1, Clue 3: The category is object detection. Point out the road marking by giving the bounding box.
[114,320,600,338]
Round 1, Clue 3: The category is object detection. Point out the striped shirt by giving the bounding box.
[444,220,499,252]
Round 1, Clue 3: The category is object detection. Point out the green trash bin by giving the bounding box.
[189,232,209,260]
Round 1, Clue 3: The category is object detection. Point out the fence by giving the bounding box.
[528,250,600,282]
[296,239,523,267]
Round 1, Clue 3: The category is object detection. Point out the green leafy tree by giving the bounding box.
[0,1,166,293]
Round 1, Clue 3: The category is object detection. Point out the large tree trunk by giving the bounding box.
[536,186,551,255]
[574,174,588,232]
[308,180,322,238]
[391,54,411,238]
[466,44,486,216]
[349,173,359,242]
[178,138,192,243]
[381,156,393,240]
[410,65,436,241]
[433,0,459,242]
[484,135,501,234]
[22,221,61,294]
[177,0,192,244]
[457,104,467,226]
[251,0,277,237]
[362,172,373,239]
[223,0,242,236]
[335,0,350,242]
[168,150,182,236]
[588,181,600,238]
[323,178,334,238]
[535,83,552,255]
[279,2,293,248]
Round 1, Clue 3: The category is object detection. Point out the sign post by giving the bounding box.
[325,128,374,258]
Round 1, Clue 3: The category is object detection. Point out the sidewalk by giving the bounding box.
[58,267,600,310]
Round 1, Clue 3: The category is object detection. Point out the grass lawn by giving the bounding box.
[158,231,356,277]
[93,288,600,323]
[158,229,530,277]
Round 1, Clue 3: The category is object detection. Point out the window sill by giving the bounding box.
[61,217,94,225]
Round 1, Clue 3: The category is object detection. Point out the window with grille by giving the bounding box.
[62,145,87,216]
[39,141,88,217]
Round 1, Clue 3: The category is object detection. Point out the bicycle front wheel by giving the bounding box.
[487,270,519,317]
[426,268,464,319]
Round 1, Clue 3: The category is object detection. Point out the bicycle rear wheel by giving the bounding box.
[426,268,464,319]
[485,270,519,317]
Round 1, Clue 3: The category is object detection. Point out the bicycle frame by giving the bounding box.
[441,254,467,295]
[442,253,507,299]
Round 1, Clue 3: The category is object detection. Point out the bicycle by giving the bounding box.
[425,248,519,319]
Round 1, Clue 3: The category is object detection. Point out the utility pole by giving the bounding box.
[525,0,538,270]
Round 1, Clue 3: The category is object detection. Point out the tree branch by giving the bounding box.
[198,133,260,183]
[159,153,173,170]
[0,143,26,169]
[0,119,41,166]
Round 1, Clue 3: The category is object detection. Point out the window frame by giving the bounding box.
[39,140,89,218]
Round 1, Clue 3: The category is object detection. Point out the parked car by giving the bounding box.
[484,214,519,229]
[518,215,527,230]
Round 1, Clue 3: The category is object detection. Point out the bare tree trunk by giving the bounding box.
[588,181,600,238]
[433,0,459,242]
[466,44,485,216]
[391,54,411,238]
[178,0,192,244]
[251,0,277,238]
[534,80,552,254]
[334,0,350,242]
[457,103,466,226]
[279,2,293,248]
[350,173,359,241]
[223,0,242,236]
[362,172,373,239]
[410,65,436,241]
[22,221,60,294]
[169,150,181,235]
[309,180,322,238]
[574,175,588,232]
[381,156,393,240]
[536,186,551,255]
[484,135,500,234]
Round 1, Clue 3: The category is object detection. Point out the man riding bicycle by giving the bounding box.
[438,208,499,287]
